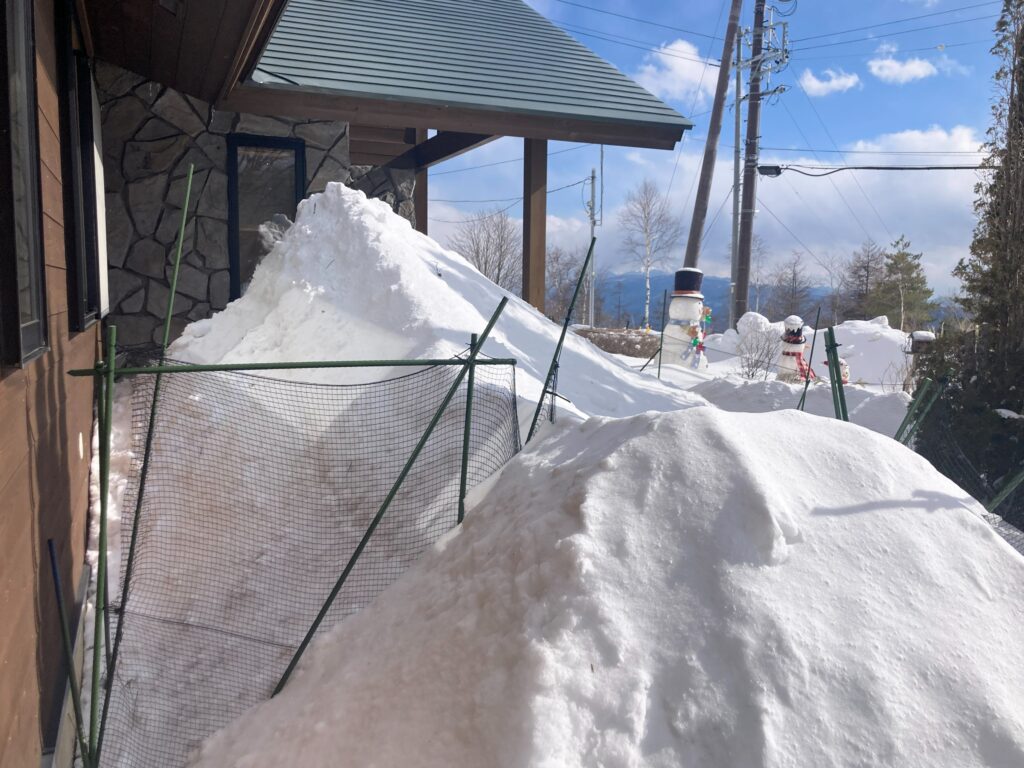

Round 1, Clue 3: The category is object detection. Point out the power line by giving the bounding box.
[428,179,589,223]
[701,185,734,245]
[759,145,986,156]
[429,199,521,225]
[756,196,821,261]
[671,0,730,202]
[550,0,722,41]
[791,37,991,61]
[792,14,997,52]
[558,23,721,65]
[776,163,986,176]
[791,76,894,241]
[777,98,875,242]
[791,0,999,42]
[431,144,589,176]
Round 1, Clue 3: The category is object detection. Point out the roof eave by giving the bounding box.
[219,81,692,150]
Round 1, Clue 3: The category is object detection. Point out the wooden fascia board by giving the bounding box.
[220,83,689,150]
[217,0,290,102]
[385,132,496,172]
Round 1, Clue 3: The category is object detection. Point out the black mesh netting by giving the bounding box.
[911,400,1024,555]
[102,359,520,767]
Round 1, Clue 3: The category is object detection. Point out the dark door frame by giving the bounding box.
[226,132,305,301]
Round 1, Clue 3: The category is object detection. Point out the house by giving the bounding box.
[0,0,690,764]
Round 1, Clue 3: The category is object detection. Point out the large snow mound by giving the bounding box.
[169,183,703,418]
[190,409,1024,768]
[691,374,911,437]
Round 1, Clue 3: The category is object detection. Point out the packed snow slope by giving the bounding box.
[190,409,1024,768]
[168,183,703,418]
[691,375,911,437]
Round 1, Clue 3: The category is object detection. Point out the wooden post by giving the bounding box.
[522,138,547,312]
[414,128,428,235]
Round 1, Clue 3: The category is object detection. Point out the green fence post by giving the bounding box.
[797,307,821,411]
[900,381,941,446]
[458,333,477,524]
[528,237,596,442]
[895,377,933,443]
[47,539,93,768]
[96,164,194,763]
[273,297,509,696]
[987,464,1024,514]
[89,324,115,758]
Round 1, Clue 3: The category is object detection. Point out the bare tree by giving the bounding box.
[545,244,602,322]
[619,179,683,328]
[447,208,522,294]
[764,252,813,321]
[736,327,781,380]
[810,250,850,325]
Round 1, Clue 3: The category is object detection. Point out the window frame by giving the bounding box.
[60,31,102,331]
[226,133,306,301]
[0,0,48,368]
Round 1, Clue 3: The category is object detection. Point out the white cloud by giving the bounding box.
[799,68,861,97]
[935,53,971,77]
[634,38,719,108]
[868,51,938,84]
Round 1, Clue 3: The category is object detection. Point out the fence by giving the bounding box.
[93,350,519,767]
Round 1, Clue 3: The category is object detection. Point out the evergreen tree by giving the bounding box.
[953,1,1024,397]
[915,1,1024,526]
[868,236,936,331]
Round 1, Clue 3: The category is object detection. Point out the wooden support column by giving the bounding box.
[414,128,428,235]
[522,138,547,312]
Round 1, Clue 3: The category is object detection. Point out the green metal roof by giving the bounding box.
[251,0,692,146]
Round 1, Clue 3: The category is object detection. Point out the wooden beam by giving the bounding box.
[215,0,290,102]
[522,138,547,312]
[221,83,687,150]
[414,128,428,236]
[383,131,495,172]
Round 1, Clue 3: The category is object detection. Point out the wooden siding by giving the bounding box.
[0,0,98,764]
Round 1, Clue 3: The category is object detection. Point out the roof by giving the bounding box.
[246,0,692,149]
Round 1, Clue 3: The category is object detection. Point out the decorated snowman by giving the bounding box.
[663,268,709,370]
[777,315,815,383]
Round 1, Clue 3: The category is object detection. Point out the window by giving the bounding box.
[60,0,106,331]
[227,134,305,299]
[0,0,47,366]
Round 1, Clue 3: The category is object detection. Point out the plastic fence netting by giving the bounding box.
[103,359,520,767]
[911,400,1024,552]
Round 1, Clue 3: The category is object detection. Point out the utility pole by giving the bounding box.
[587,166,596,326]
[682,0,744,270]
[735,0,767,324]
[729,28,744,329]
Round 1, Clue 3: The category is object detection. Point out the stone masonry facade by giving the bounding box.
[95,61,415,347]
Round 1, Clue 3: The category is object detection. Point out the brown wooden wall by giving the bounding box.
[0,0,98,764]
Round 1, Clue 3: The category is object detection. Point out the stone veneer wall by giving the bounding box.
[95,61,416,347]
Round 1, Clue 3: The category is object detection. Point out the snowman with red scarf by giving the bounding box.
[777,315,816,384]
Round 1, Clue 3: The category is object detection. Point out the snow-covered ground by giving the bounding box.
[191,409,1024,768]
[87,183,1023,767]
[703,311,913,391]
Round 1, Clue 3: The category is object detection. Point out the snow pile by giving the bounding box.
[705,312,912,389]
[169,183,703,418]
[691,375,911,437]
[190,409,1024,768]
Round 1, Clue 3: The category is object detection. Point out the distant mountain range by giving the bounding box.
[597,271,731,331]
[596,271,830,333]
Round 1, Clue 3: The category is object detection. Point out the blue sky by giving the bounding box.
[426,0,1000,294]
